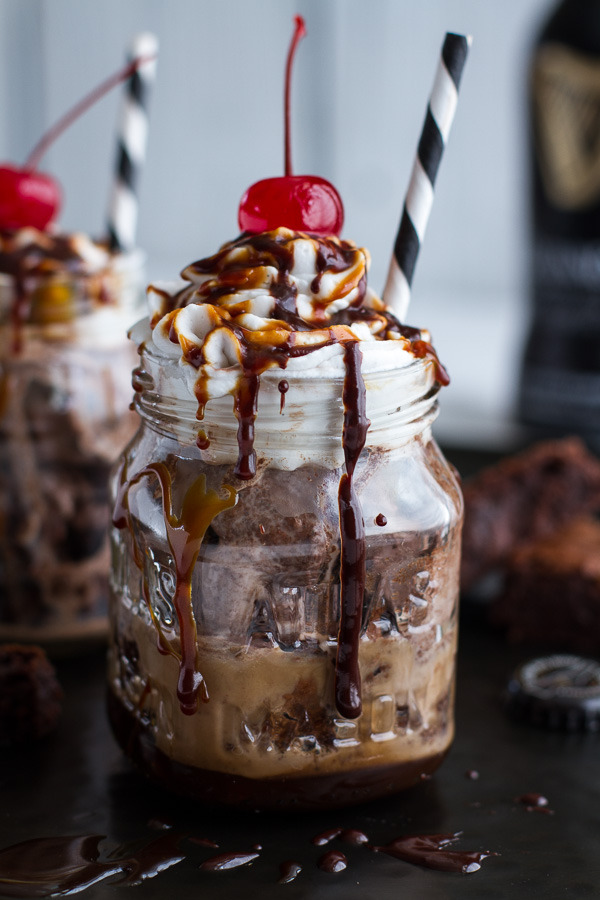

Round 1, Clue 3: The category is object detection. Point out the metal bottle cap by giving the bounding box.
[505,654,600,732]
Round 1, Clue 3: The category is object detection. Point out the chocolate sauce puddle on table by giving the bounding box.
[311,826,495,875]
[311,827,369,846]
[372,832,497,874]
[317,849,348,873]
[0,824,498,895]
[188,837,220,849]
[200,850,260,872]
[0,832,185,898]
[516,792,554,814]
[278,860,303,883]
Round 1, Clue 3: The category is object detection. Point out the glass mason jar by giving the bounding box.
[0,251,144,649]
[107,340,463,810]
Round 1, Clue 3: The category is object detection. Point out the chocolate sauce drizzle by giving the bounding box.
[0,229,117,354]
[336,342,370,719]
[113,461,237,715]
[233,373,260,479]
[137,230,450,718]
[278,378,289,413]
[312,826,344,846]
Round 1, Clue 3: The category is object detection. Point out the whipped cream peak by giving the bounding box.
[147,227,439,380]
[142,227,447,478]
[150,228,374,324]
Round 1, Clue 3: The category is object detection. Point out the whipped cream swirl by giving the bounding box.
[146,227,445,416]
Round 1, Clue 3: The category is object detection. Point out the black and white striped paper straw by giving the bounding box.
[107,33,158,253]
[382,32,471,320]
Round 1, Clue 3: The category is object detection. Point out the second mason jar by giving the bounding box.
[108,335,463,810]
[0,236,144,649]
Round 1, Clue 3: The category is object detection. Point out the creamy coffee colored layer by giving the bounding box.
[109,511,459,780]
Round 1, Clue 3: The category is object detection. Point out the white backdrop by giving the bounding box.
[0,0,554,446]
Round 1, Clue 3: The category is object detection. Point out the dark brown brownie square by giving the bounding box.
[0,644,63,743]
[492,516,600,652]
[461,438,600,592]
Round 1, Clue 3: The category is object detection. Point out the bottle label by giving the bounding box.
[533,44,600,210]
[535,236,600,298]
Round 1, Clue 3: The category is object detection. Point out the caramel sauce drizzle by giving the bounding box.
[411,339,450,386]
[168,231,448,482]
[140,230,450,719]
[113,461,237,715]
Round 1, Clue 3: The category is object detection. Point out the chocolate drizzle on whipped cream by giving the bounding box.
[0,229,106,277]
[0,227,120,352]
[129,227,449,718]
[177,230,365,332]
[150,228,448,479]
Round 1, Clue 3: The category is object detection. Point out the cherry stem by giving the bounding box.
[284,14,306,177]
[24,54,157,172]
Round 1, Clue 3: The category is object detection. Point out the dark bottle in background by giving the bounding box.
[519,0,600,441]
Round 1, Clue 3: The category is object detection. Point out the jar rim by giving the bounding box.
[134,336,442,470]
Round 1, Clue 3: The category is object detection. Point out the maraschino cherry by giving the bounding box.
[0,166,60,232]
[238,15,344,236]
[0,54,155,233]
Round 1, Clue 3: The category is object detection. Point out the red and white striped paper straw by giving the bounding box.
[107,33,158,253]
[382,32,471,320]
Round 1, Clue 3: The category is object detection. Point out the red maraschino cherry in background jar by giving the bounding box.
[238,15,344,236]
[0,166,61,232]
[0,54,155,233]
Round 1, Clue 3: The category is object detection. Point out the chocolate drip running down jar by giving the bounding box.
[107,229,463,809]
[0,231,144,649]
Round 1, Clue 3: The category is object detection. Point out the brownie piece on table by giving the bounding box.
[461,438,600,592]
[0,644,63,744]
[492,516,600,653]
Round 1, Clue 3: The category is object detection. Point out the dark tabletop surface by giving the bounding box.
[1,447,599,899]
